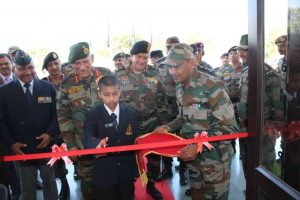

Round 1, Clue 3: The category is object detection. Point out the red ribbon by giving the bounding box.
[194,131,214,153]
[47,143,73,166]
[1,132,248,163]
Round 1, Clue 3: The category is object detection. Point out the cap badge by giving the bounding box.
[83,46,89,55]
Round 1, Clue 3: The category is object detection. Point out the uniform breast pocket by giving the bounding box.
[184,104,208,120]
[69,90,88,108]
[191,108,208,120]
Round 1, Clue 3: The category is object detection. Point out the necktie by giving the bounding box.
[24,83,32,104]
[111,113,118,132]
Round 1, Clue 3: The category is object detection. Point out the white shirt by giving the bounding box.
[104,103,120,124]
[19,79,34,95]
[0,73,13,84]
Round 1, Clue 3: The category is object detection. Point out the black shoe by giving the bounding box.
[36,180,43,190]
[179,169,188,186]
[146,183,162,200]
[185,189,191,196]
[59,180,70,200]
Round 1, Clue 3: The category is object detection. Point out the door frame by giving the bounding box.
[247,0,300,199]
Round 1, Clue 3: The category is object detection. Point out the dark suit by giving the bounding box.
[0,79,59,200]
[83,102,138,200]
[0,79,58,153]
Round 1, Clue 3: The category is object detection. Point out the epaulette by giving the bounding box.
[61,72,76,84]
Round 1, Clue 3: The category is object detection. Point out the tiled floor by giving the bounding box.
[36,140,245,200]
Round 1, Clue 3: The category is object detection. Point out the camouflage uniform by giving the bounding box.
[213,66,227,78]
[196,61,215,76]
[57,67,111,199]
[61,63,74,77]
[157,58,179,122]
[156,58,180,179]
[115,64,168,182]
[263,64,285,171]
[238,64,285,172]
[167,69,238,200]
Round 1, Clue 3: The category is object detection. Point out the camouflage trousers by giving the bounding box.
[187,144,234,200]
[261,134,276,172]
[77,157,95,200]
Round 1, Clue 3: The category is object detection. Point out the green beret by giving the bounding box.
[43,52,59,70]
[228,46,238,53]
[68,42,90,64]
[238,34,248,50]
[150,50,163,58]
[113,52,125,61]
[130,40,151,55]
[13,50,32,66]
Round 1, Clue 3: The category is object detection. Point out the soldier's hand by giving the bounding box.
[95,137,108,158]
[36,133,52,149]
[69,146,79,162]
[179,144,198,161]
[153,125,170,133]
[11,142,27,155]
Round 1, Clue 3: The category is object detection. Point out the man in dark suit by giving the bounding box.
[0,50,59,200]
[83,75,138,200]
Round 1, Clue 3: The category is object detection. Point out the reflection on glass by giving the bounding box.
[262,0,300,193]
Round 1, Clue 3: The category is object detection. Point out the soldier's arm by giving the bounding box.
[56,85,77,149]
[208,81,238,137]
[269,75,285,121]
[237,80,248,128]
[165,102,184,132]
[156,79,170,125]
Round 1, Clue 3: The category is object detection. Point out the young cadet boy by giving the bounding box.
[83,75,138,200]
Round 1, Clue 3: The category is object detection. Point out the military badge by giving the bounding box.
[38,96,52,103]
[105,122,114,128]
[80,100,86,105]
[192,103,202,110]
[147,43,151,53]
[120,76,130,85]
[125,124,133,135]
[67,85,84,94]
[83,46,89,55]
[53,53,58,59]
[145,77,158,87]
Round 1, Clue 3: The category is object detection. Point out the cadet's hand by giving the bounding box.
[179,144,198,161]
[36,133,52,149]
[11,142,27,155]
[153,125,170,133]
[95,137,109,158]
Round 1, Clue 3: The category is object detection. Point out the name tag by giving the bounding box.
[38,96,52,103]
[105,123,114,128]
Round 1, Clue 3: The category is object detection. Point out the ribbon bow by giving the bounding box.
[47,143,73,167]
[194,131,214,153]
